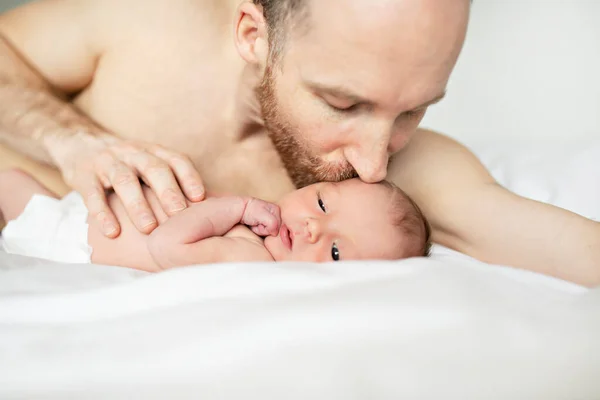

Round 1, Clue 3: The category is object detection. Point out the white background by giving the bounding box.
[421,0,600,145]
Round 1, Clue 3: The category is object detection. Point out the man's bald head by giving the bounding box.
[249,0,471,186]
[253,0,471,63]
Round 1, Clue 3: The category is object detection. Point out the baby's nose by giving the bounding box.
[305,218,322,244]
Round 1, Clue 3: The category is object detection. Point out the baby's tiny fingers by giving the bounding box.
[264,215,280,236]
[251,224,268,237]
[267,205,281,227]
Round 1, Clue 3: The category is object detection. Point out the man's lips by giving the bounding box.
[280,224,293,250]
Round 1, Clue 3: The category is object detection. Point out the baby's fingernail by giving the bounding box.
[141,214,156,228]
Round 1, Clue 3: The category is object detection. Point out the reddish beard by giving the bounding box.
[256,66,357,188]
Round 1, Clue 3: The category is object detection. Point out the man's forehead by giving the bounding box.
[299,0,469,52]
[287,0,467,105]
[309,0,445,26]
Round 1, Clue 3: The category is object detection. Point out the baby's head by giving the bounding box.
[264,178,431,262]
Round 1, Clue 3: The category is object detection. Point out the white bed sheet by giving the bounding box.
[0,139,599,399]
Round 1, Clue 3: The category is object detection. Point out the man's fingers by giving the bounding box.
[81,181,120,238]
[153,147,205,202]
[107,161,157,234]
[130,155,188,216]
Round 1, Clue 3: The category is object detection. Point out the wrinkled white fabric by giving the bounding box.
[0,252,598,400]
[0,138,598,399]
[1,192,92,263]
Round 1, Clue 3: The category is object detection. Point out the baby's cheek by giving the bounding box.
[293,245,322,263]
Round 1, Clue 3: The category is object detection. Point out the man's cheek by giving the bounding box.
[314,123,353,152]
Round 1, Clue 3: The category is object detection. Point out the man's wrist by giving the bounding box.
[42,128,111,167]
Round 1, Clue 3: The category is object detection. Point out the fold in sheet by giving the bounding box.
[0,251,598,399]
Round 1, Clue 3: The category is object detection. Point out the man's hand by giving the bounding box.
[0,8,203,239]
[54,135,205,238]
[242,198,281,237]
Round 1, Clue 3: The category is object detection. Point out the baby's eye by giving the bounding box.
[331,243,340,261]
[318,196,326,213]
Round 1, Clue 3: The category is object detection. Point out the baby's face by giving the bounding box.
[264,179,405,262]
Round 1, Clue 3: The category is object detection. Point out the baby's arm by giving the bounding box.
[147,196,280,268]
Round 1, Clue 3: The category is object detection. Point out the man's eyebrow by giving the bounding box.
[306,81,372,105]
[411,92,446,111]
[306,80,446,111]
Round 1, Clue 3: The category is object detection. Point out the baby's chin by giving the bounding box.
[263,235,285,261]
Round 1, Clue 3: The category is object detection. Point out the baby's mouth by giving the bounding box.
[280,224,293,251]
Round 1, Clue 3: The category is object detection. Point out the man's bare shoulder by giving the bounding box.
[387,128,492,187]
[98,0,235,37]
[0,0,236,50]
[391,128,457,163]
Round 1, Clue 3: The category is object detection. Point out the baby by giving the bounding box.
[0,168,431,272]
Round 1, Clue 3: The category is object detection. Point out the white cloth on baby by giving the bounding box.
[1,192,92,263]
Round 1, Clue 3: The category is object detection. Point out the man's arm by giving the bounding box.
[148,197,280,269]
[0,0,107,163]
[0,0,204,237]
[388,129,600,287]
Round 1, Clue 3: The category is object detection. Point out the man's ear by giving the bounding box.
[234,2,270,68]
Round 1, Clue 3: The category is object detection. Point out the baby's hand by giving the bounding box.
[242,198,281,237]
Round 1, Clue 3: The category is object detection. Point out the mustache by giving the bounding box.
[291,158,358,188]
[313,160,358,183]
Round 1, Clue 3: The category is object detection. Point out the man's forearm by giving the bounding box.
[0,34,108,166]
[440,184,600,287]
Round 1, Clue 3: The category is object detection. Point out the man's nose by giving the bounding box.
[305,217,323,244]
[345,141,389,183]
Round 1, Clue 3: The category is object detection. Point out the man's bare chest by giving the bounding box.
[74,50,295,200]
